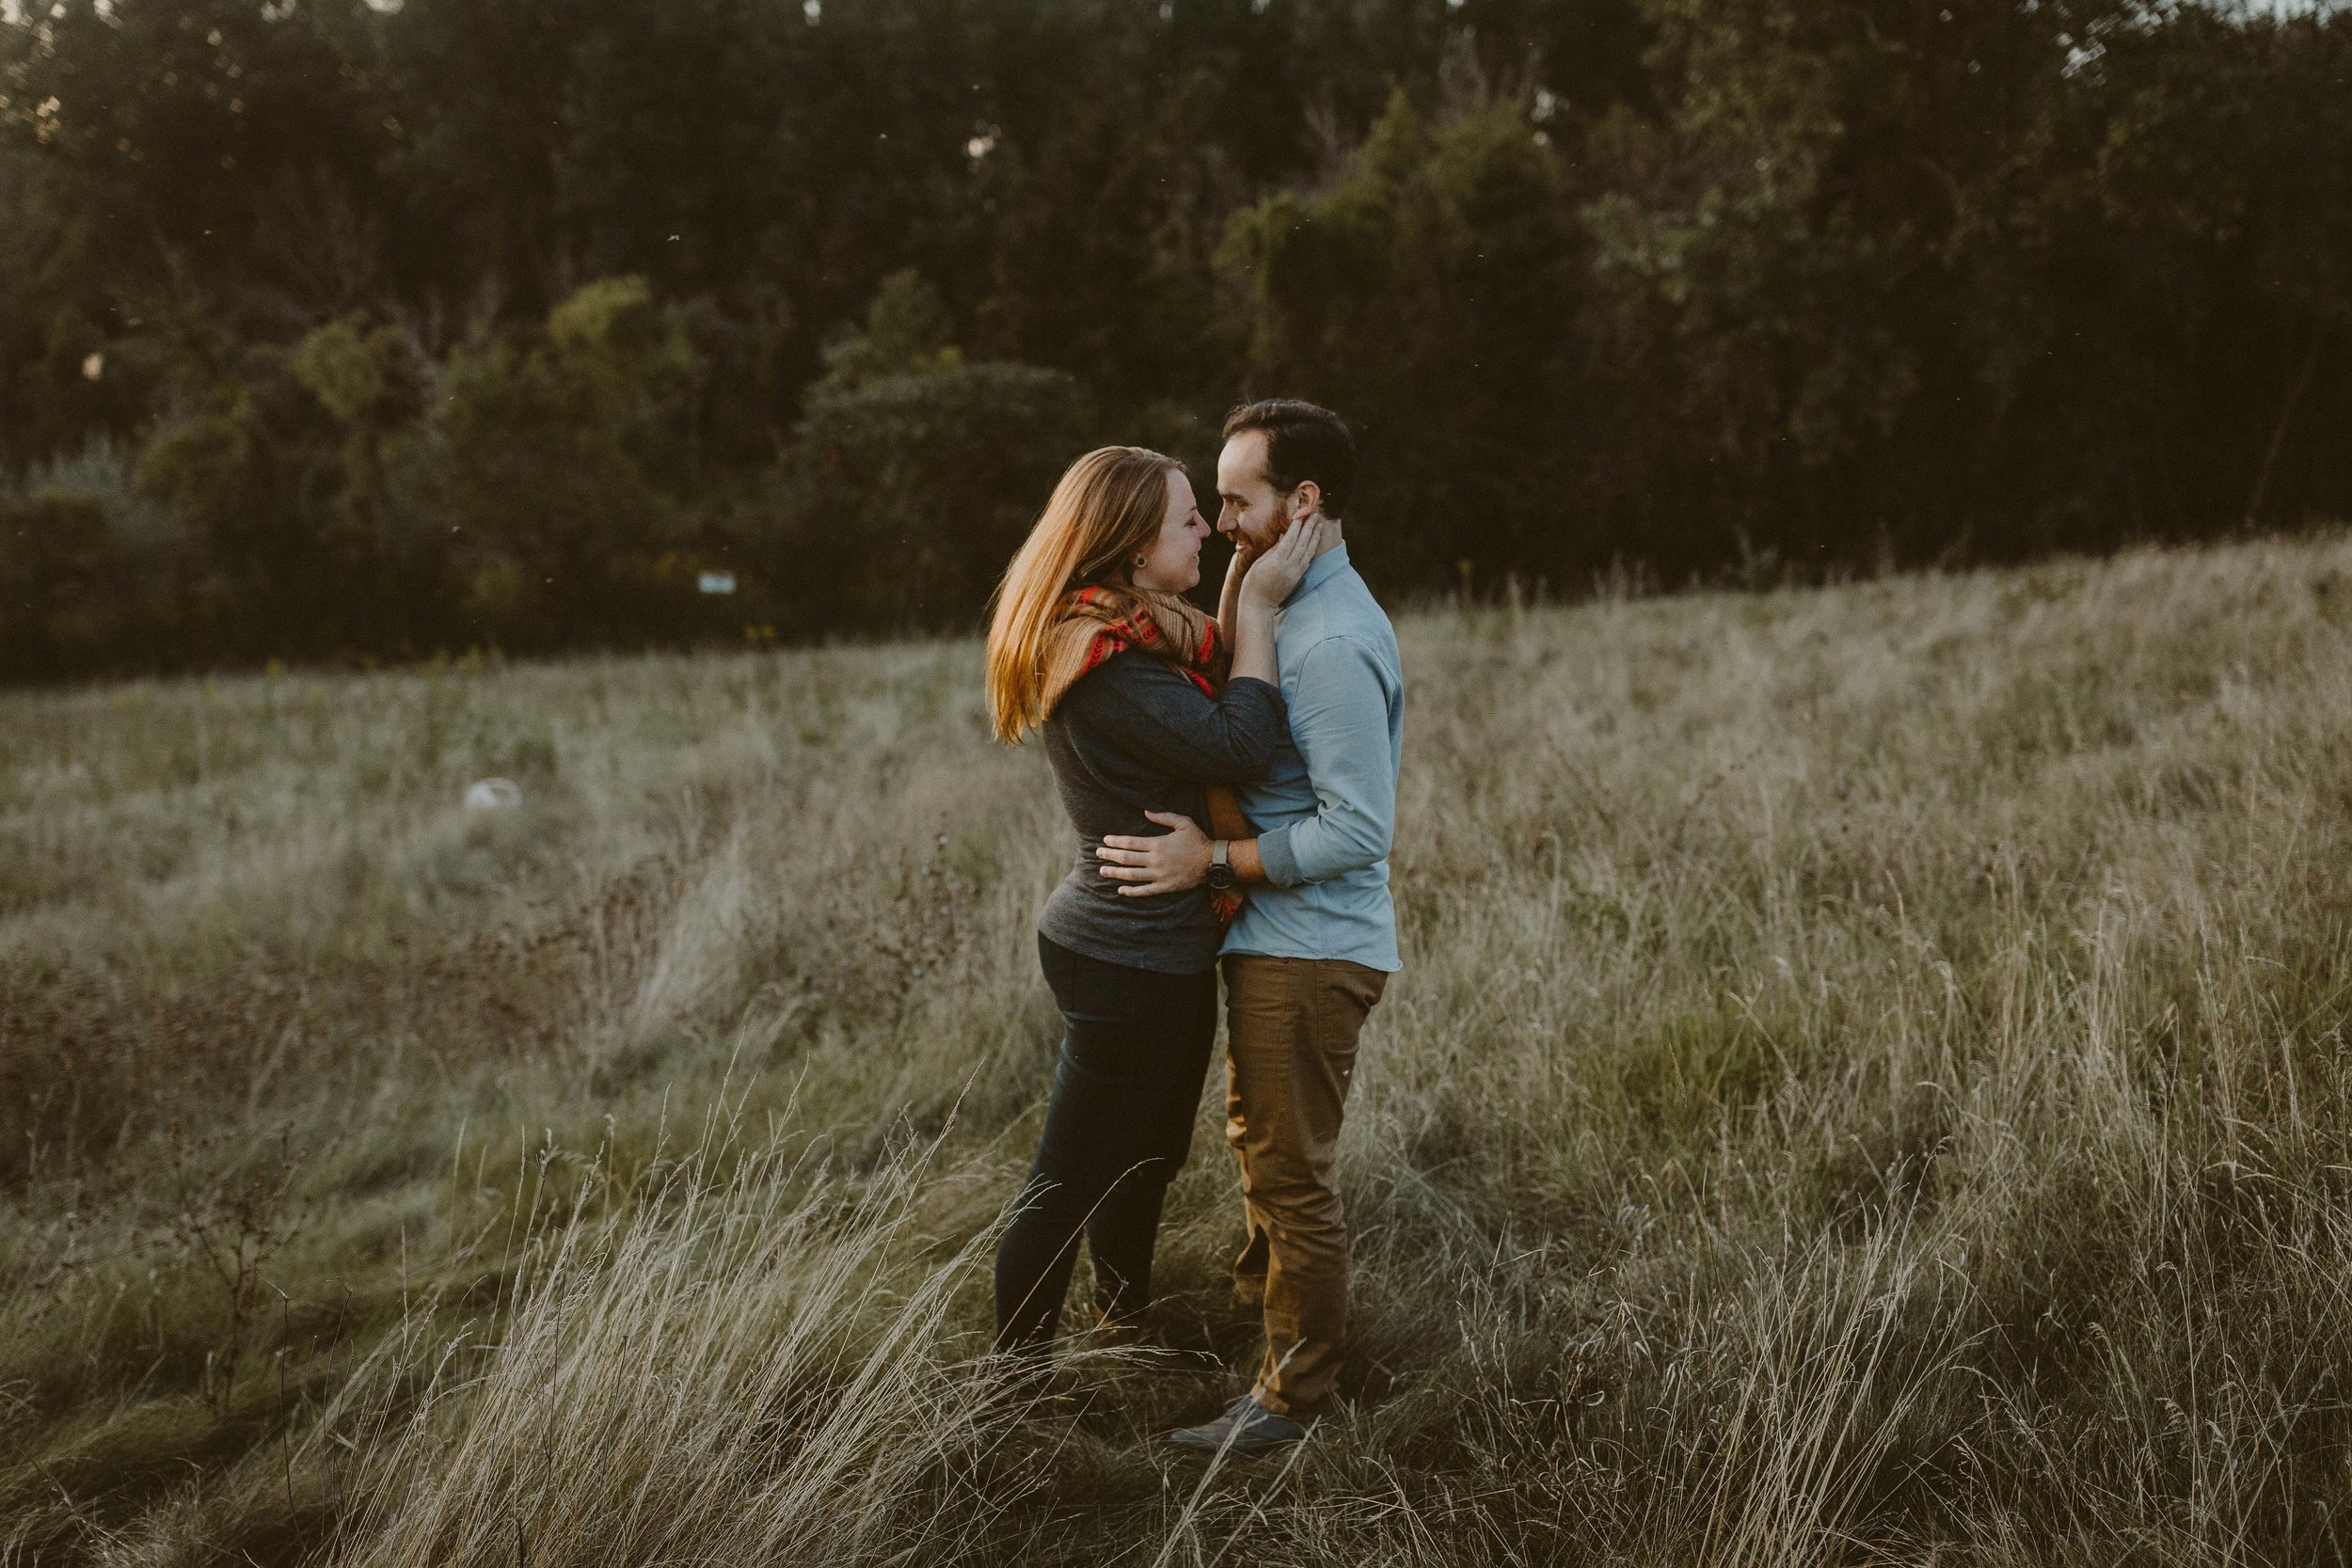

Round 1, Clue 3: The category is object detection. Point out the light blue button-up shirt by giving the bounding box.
[1224,542,1406,973]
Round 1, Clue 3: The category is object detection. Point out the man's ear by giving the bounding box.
[1291,481,1323,523]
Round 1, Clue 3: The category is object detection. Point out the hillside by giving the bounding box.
[7,535,2352,1564]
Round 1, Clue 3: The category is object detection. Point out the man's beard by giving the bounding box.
[1242,509,1290,555]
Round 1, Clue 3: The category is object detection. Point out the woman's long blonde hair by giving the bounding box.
[985,446,1182,743]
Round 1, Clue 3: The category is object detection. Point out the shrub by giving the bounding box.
[438,277,703,652]
[750,271,1097,634]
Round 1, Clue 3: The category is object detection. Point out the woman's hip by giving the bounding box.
[1037,931,1217,1027]
[1029,934,1217,1177]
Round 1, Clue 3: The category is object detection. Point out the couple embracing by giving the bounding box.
[981,400,1404,1454]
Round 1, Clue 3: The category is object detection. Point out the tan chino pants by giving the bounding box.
[1220,953,1388,1419]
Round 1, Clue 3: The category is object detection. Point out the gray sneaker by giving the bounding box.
[1168,1395,1310,1453]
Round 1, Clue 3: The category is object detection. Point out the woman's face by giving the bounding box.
[1128,469,1211,594]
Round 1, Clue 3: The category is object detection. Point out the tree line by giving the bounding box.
[2,0,2346,680]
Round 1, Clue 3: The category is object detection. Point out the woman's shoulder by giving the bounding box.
[1056,653,1229,748]
[1046,649,1138,728]
[1062,648,1184,706]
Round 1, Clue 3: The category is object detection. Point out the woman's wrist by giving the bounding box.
[1231,837,1266,884]
[1229,603,1278,682]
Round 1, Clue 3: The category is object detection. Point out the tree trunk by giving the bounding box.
[2248,332,2323,525]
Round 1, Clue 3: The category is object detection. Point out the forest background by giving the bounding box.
[3,0,2349,681]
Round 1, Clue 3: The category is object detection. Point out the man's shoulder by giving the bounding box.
[1287,564,1387,632]
[1283,630,1402,724]
[1292,585,1398,670]
[1327,564,1398,639]
[1292,627,1389,670]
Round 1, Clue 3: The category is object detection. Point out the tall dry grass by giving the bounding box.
[325,1120,1014,1568]
[7,534,2352,1564]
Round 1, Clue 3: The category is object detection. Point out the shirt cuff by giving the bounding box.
[1255,824,1304,887]
[1226,674,1282,706]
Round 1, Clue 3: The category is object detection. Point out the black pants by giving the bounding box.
[992,934,1218,1354]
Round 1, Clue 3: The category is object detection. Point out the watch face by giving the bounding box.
[1206,864,1235,891]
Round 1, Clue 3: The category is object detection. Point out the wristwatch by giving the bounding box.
[1206,839,1235,892]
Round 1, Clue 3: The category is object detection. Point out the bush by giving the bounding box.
[749,272,1097,634]
[766,361,1093,635]
[438,277,704,653]
[0,487,129,679]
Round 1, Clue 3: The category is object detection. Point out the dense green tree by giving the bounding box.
[1,487,134,677]
[757,270,1095,633]
[1581,0,2352,569]
[1,0,2346,680]
[2,0,394,325]
[284,311,452,649]
[437,276,701,651]
[0,148,125,468]
[133,330,349,659]
[1223,93,1588,586]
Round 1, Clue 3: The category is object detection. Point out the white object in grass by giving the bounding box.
[463,777,523,813]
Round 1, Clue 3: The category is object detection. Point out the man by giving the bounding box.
[1094,399,1405,1453]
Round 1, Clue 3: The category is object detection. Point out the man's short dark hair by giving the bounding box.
[1222,399,1355,519]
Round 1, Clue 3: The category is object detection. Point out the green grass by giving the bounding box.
[8,535,2352,1564]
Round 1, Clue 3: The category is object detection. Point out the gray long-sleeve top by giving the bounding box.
[1037,652,1286,974]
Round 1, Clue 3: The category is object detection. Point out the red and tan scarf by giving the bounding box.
[1040,583,1255,922]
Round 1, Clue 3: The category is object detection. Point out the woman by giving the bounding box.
[983,445,1325,1360]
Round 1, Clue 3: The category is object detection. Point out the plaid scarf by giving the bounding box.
[1038,582,1228,710]
[1040,583,1256,923]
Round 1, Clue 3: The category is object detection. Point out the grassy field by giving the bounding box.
[8,534,2352,1565]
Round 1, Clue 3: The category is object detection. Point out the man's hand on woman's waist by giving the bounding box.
[1097,811,1265,896]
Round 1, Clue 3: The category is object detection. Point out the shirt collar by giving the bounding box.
[1284,540,1350,607]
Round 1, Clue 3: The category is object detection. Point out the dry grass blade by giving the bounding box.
[330,1135,1009,1568]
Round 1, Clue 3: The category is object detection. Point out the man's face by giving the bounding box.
[1215,430,1301,555]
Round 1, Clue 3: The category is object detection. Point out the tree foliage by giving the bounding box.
[1,0,2346,679]
[759,270,1097,634]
